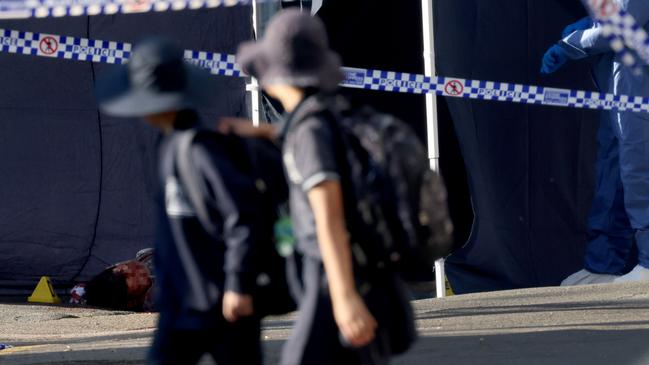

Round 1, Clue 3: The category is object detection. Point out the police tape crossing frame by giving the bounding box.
[1,28,649,114]
[582,0,649,70]
[0,0,647,70]
[339,68,649,114]
[0,28,241,76]
[0,29,132,63]
[0,0,646,70]
[0,0,258,19]
[0,0,649,69]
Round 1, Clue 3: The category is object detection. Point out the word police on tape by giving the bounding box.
[1,28,648,114]
[340,67,649,114]
[0,29,240,76]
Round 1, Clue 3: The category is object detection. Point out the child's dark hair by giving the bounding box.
[85,267,129,311]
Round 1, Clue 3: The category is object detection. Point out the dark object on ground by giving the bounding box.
[85,249,155,312]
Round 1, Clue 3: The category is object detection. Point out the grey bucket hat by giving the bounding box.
[96,37,212,117]
[237,9,344,91]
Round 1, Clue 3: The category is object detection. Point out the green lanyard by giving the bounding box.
[273,204,295,257]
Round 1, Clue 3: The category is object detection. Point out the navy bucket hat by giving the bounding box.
[237,9,344,91]
[96,37,212,117]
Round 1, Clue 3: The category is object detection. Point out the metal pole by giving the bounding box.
[421,0,446,298]
[249,0,262,127]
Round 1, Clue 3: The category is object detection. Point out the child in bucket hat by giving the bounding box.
[234,9,415,365]
[96,38,263,365]
[237,8,344,92]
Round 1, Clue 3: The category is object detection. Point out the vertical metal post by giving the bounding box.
[422,0,446,298]
[249,0,262,127]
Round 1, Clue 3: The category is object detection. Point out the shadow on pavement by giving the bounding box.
[395,328,649,365]
[3,328,649,364]
[0,339,286,365]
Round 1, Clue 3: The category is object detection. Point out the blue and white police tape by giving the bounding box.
[1,27,648,114]
[582,0,649,69]
[0,0,264,19]
[2,0,649,75]
[0,28,241,76]
[601,15,643,73]
[600,11,649,72]
[1,0,648,74]
[341,68,649,113]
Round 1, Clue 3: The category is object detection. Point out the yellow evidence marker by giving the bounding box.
[445,277,455,296]
[27,276,61,304]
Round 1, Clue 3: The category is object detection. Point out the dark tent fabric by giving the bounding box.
[434,0,601,293]
[318,0,601,293]
[0,0,606,295]
[0,8,252,291]
[317,1,474,263]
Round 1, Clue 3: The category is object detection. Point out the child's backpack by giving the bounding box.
[325,99,454,282]
[176,129,296,316]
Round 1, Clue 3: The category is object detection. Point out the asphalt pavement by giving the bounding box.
[1,281,648,365]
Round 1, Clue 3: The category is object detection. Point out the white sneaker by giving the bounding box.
[561,269,618,286]
[613,265,649,283]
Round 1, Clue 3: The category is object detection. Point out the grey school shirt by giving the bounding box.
[280,94,341,260]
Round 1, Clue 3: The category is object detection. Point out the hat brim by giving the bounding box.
[96,63,212,118]
[236,41,344,91]
[263,51,343,91]
[236,41,268,80]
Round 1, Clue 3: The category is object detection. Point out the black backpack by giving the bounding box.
[325,99,454,282]
[176,129,296,316]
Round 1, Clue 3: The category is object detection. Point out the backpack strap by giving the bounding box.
[175,129,219,237]
[316,106,382,274]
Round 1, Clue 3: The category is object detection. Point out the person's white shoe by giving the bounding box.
[613,265,649,283]
[561,269,618,286]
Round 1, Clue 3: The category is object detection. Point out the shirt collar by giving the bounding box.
[277,93,331,145]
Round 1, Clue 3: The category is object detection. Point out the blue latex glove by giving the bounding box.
[561,16,594,38]
[540,44,569,74]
